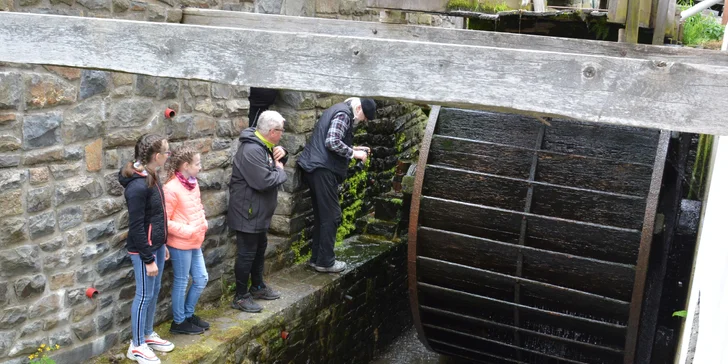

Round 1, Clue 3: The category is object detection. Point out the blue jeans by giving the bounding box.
[130,247,165,346]
[168,247,208,324]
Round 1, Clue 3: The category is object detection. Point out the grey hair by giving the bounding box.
[256,110,285,134]
[345,97,361,111]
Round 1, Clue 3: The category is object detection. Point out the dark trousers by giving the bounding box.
[234,231,268,297]
[304,168,341,268]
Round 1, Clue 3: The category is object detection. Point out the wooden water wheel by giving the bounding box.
[407,106,669,364]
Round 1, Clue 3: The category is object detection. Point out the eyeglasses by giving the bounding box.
[274,128,285,132]
[163,151,171,156]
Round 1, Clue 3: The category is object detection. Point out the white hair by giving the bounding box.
[256,110,285,134]
[345,97,361,111]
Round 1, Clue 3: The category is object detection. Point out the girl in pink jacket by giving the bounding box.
[164,146,210,335]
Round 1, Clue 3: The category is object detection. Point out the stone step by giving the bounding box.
[365,219,399,240]
[92,236,410,364]
[373,195,404,222]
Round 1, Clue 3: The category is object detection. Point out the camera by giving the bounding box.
[353,149,370,172]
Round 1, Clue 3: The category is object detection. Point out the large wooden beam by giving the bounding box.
[183,9,728,68]
[2,12,728,135]
[365,0,450,13]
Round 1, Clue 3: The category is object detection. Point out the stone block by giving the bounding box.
[147,4,166,21]
[0,169,26,190]
[96,268,133,292]
[0,330,10,357]
[39,236,63,253]
[203,150,231,170]
[44,66,81,81]
[0,72,22,110]
[64,146,85,161]
[23,147,64,165]
[62,97,105,144]
[167,114,215,141]
[71,301,97,323]
[83,197,125,222]
[0,246,40,277]
[255,0,283,13]
[280,132,307,155]
[86,219,116,242]
[23,111,62,149]
[0,217,27,248]
[202,191,228,218]
[0,306,27,329]
[27,186,52,213]
[19,321,43,338]
[211,84,232,100]
[135,75,179,99]
[187,81,210,97]
[194,98,215,115]
[77,0,110,9]
[28,211,55,239]
[29,293,61,317]
[85,138,103,171]
[0,282,7,305]
[211,138,231,151]
[315,0,338,13]
[80,242,110,261]
[14,274,46,299]
[112,0,129,11]
[65,228,85,247]
[80,70,111,100]
[104,149,119,169]
[198,169,225,190]
[111,72,133,86]
[225,99,250,116]
[24,73,76,109]
[0,153,20,168]
[108,98,154,128]
[49,162,81,180]
[7,336,44,357]
[58,206,84,231]
[104,172,124,196]
[29,167,49,185]
[55,176,103,206]
[96,248,131,275]
[0,190,23,218]
[166,8,183,22]
[73,319,96,341]
[96,309,114,333]
[50,271,75,290]
[43,249,74,270]
[0,131,21,152]
[279,107,317,134]
[49,330,74,348]
[0,113,16,126]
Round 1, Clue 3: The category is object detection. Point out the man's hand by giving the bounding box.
[353,150,368,162]
[273,146,286,161]
[354,146,371,154]
[275,160,284,169]
[145,261,159,277]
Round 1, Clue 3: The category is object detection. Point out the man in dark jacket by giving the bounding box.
[297,97,376,273]
[228,110,288,313]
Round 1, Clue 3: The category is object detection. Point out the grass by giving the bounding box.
[448,0,513,13]
[680,1,724,46]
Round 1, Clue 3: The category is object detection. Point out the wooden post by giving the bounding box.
[651,0,671,44]
[625,0,642,43]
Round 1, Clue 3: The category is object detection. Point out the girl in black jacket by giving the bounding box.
[118,134,174,364]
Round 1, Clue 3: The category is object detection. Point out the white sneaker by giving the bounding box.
[314,260,346,273]
[145,332,175,352]
[127,342,160,364]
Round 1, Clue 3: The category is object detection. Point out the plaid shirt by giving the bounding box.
[325,111,354,159]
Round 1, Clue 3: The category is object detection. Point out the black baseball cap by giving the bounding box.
[360,98,376,121]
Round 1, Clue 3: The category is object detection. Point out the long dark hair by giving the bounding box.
[121,133,166,188]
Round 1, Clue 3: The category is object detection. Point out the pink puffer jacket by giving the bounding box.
[164,177,208,250]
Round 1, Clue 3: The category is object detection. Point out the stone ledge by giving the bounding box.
[92,236,408,364]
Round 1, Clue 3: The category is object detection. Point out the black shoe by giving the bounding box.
[188,315,210,330]
[250,285,281,300]
[170,319,204,335]
[231,294,262,313]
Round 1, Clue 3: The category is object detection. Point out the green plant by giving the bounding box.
[219,275,236,304]
[447,0,512,13]
[673,310,688,318]
[689,134,714,200]
[680,2,724,46]
[29,344,60,363]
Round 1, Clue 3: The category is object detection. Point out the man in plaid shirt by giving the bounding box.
[297,97,376,273]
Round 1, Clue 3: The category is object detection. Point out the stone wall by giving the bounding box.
[0,1,450,363]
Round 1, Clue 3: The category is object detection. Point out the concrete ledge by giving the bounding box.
[93,236,410,364]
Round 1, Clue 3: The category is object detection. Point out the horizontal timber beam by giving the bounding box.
[182,9,728,69]
[2,12,728,135]
[365,0,450,13]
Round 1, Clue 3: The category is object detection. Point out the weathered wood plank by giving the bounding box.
[419,282,628,343]
[543,119,660,164]
[537,153,654,196]
[418,227,636,300]
[4,13,728,134]
[365,0,449,12]
[419,196,642,263]
[184,9,728,68]
[418,257,631,322]
[423,165,646,228]
[428,136,534,179]
[425,320,624,363]
[436,108,542,148]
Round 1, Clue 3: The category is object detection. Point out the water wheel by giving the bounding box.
[408,106,669,364]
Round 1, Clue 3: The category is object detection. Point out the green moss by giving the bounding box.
[292,231,311,264]
[336,160,369,245]
[164,342,214,363]
[447,0,512,12]
[395,132,406,153]
[389,198,403,206]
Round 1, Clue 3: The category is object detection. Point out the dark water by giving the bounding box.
[370,327,475,364]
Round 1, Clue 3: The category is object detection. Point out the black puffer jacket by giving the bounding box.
[119,170,168,264]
